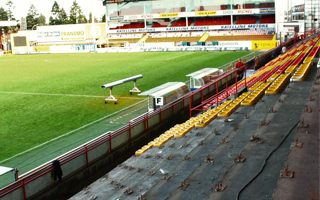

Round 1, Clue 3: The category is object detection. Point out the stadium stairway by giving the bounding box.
[138,34,149,43]
[199,32,209,42]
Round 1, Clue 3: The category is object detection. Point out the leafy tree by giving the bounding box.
[49,1,60,25]
[69,0,87,24]
[49,1,69,25]
[89,12,98,23]
[5,0,15,20]
[26,4,39,29]
[59,8,69,24]
[26,5,47,29]
[38,14,46,26]
[0,7,8,20]
[101,14,106,22]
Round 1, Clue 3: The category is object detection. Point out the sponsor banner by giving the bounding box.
[36,23,106,43]
[60,30,85,41]
[260,8,275,13]
[196,10,217,16]
[108,24,275,33]
[49,44,95,53]
[222,10,233,15]
[37,31,61,42]
[160,12,179,18]
[37,25,86,42]
[118,9,266,21]
[252,40,278,50]
[213,41,252,48]
[109,16,124,21]
[234,9,260,15]
[123,14,159,20]
[220,24,272,29]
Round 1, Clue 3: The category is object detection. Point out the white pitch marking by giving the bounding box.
[0,91,143,100]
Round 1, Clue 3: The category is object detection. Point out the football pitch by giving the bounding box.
[0,51,251,169]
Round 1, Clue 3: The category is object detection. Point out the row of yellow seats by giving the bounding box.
[218,92,250,117]
[241,82,270,106]
[291,61,313,81]
[303,45,319,63]
[285,47,313,74]
[135,143,153,156]
[285,64,299,74]
[251,49,293,80]
[249,81,265,91]
[269,73,282,81]
[195,100,232,128]
[252,57,290,80]
[135,119,197,156]
[265,73,291,95]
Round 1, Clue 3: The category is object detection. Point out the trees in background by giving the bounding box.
[0,7,8,21]
[69,0,87,24]
[0,0,14,21]
[5,0,15,20]
[1,0,103,28]
[26,5,47,29]
[49,0,90,25]
[49,1,69,25]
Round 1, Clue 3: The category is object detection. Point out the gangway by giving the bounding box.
[101,74,143,104]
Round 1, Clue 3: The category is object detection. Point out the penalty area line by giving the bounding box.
[0,98,148,164]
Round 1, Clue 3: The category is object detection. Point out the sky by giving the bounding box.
[0,0,305,22]
[0,0,106,21]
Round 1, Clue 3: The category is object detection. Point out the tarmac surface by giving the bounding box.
[71,65,318,200]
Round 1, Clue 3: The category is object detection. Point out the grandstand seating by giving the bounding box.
[243,3,255,9]
[197,5,219,11]
[218,92,249,117]
[194,17,231,26]
[111,22,145,30]
[265,73,291,95]
[260,15,275,24]
[108,33,143,43]
[108,38,141,43]
[171,18,191,27]
[291,37,319,81]
[259,2,275,8]
[127,35,319,158]
[146,36,200,43]
[236,16,257,24]
[220,5,230,10]
[152,22,168,28]
[206,34,274,41]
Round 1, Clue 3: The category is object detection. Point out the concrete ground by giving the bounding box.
[273,68,319,200]
[70,65,318,200]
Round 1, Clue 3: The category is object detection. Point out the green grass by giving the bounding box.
[0,51,250,161]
